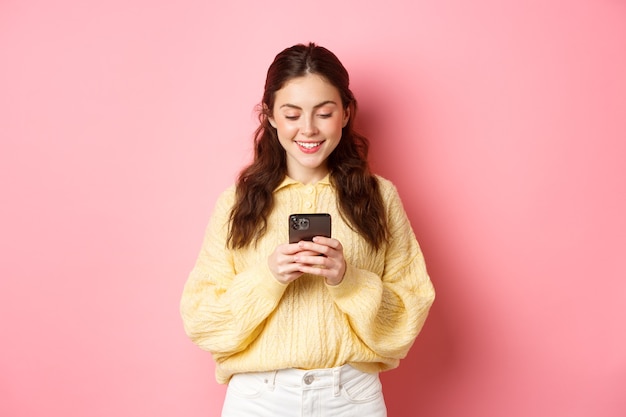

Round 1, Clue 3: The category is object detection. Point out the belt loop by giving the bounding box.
[332,367,341,396]
[265,370,278,391]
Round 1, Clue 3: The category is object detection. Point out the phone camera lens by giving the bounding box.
[298,218,309,230]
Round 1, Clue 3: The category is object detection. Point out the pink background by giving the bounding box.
[1,1,625,416]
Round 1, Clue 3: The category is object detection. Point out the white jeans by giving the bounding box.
[221,364,387,417]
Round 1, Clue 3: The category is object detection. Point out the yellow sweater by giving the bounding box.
[180,175,435,384]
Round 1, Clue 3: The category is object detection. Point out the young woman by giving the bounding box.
[180,42,435,417]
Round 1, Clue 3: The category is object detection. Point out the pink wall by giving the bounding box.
[1,1,625,416]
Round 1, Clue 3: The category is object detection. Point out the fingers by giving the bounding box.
[294,237,346,285]
[269,239,346,285]
[297,236,342,256]
[294,255,345,285]
[268,243,305,284]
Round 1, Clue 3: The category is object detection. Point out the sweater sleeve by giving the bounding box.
[180,189,287,360]
[326,182,435,359]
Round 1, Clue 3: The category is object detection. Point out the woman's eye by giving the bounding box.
[285,115,299,120]
[318,113,332,118]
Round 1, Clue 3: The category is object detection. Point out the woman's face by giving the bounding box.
[269,73,349,184]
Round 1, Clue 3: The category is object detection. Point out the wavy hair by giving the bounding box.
[227,43,388,250]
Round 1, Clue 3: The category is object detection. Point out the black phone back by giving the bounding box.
[288,213,332,243]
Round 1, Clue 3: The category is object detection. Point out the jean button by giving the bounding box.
[303,375,314,385]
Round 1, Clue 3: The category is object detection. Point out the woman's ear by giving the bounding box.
[264,104,277,128]
[342,107,350,128]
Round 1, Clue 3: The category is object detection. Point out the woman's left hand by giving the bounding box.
[293,236,346,286]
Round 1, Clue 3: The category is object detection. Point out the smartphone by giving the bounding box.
[288,213,332,243]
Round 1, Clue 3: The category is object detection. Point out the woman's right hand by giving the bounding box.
[268,243,318,284]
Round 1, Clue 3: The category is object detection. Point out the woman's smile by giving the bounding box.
[296,141,325,152]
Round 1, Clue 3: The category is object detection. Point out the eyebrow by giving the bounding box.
[279,100,338,110]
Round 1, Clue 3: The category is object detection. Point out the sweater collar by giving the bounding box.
[274,174,331,191]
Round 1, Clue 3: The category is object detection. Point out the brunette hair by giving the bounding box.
[227,42,388,249]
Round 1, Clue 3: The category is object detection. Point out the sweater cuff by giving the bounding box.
[325,263,383,311]
[325,263,360,299]
[236,264,288,303]
[226,264,289,338]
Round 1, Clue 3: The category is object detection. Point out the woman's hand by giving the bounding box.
[268,243,312,285]
[268,237,346,286]
[293,236,346,286]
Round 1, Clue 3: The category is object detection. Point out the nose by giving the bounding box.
[300,116,318,137]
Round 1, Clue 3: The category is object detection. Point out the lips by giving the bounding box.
[296,141,323,152]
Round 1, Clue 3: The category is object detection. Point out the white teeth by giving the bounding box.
[297,142,321,149]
